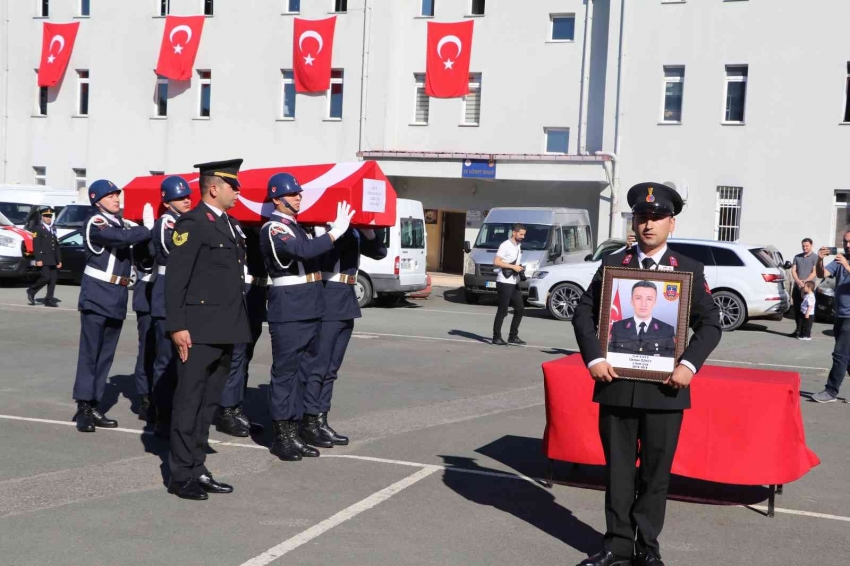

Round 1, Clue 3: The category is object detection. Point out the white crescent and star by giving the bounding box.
[298,30,323,66]
[436,35,462,70]
[46,35,65,64]
[169,24,193,55]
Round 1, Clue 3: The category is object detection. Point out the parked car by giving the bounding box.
[0,185,79,228]
[528,238,789,331]
[763,244,794,312]
[57,230,87,284]
[54,204,93,239]
[815,277,835,323]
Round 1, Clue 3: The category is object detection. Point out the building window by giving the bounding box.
[39,0,49,17]
[545,128,570,154]
[286,0,300,13]
[662,66,684,123]
[155,75,168,117]
[203,0,213,16]
[844,62,850,123]
[73,169,87,193]
[412,74,429,124]
[333,0,347,13]
[421,0,434,17]
[469,0,485,16]
[715,186,743,242]
[35,70,48,116]
[724,65,748,123]
[150,170,165,176]
[281,70,296,118]
[550,14,575,41]
[77,70,89,116]
[198,70,211,117]
[461,74,481,125]
[158,0,170,16]
[328,70,344,119]
[34,167,46,186]
[80,0,90,16]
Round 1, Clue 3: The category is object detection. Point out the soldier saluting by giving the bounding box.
[165,160,252,501]
[572,183,721,566]
[26,206,62,307]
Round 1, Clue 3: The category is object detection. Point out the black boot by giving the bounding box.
[138,394,152,422]
[216,407,250,437]
[233,405,264,434]
[292,421,321,457]
[91,406,118,428]
[75,401,95,433]
[270,421,302,461]
[299,414,333,448]
[318,412,349,446]
[26,289,35,306]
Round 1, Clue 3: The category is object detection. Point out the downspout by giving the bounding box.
[608,0,627,238]
[1,0,9,182]
[357,0,370,159]
[577,0,594,154]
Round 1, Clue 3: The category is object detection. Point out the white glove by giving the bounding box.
[142,203,155,229]
[313,225,327,236]
[360,228,376,240]
[123,219,139,228]
[328,201,356,240]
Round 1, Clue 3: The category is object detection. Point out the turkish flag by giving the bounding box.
[37,22,80,87]
[155,15,205,81]
[425,20,474,98]
[610,286,622,328]
[293,16,336,93]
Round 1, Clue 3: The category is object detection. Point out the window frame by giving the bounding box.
[411,73,429,125]
[326,69,344,120]
[843,62,850,124]
[154,75,169,118]
[544,127,570,154]
[281,70,296,120]
[73,168,87,193]
[202,0,213,16]
[198,70,212,118]
[76,69,89,116]
[714,185,744,242]
[468,0,485,17]
[79,0,90,17]
[549,13,576,42]
[284,0,301,14]
[34,167,46,186]
[660,65,685,124]
[723,65,748,124]
[420,0,435,17]
[35,70,48,116]
[38,0,49,18]
[460,73,482,126]
[333,0,348,14]
[158,0,170,17]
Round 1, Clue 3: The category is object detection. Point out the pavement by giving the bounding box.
[0,281,848,566]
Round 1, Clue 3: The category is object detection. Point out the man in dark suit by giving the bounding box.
[572,183,722,566]
[165,159,252,500]
[609,281,676,358]
[27,206,62,307]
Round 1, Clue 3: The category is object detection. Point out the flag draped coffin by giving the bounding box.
[122,161,397,228]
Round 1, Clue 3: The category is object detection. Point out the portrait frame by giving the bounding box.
[598,267,693,382]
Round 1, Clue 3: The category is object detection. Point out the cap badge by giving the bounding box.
[646,187,656,203]
[90,192,95,200]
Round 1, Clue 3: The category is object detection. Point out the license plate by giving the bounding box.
[485,281,497,289]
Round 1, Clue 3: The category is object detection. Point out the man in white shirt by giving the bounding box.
[492,223,526,346]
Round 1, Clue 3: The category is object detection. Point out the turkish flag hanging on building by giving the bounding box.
[155,15,205,81]
[37,22,80,87]
[293,16,336,93]
[425,20,474,98]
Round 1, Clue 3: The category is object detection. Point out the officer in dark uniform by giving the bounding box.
[608,281,676,358]
[71,180,152,432]
[131,241,156,421]
[300,224,387,447]
[26,206,62,307]
[165,160,251,500]
[149,176,193,436]
[572,183,722,566]
[216,217,267,437]
[259,172,354,461]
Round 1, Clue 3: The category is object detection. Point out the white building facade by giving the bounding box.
[0,0,848,269]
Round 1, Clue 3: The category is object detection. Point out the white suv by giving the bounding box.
[528,238,789,331]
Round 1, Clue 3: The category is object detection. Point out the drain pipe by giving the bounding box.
[577,0,594,154]
[1,0,9,182]
[596,151,619,239]
[357,0,371,159]
[607,0,628,238]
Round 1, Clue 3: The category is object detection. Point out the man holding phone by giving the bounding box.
[492,223,526,346]
[813,235,850,403]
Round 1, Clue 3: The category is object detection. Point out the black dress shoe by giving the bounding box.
[577,550,632,566]
[168,478,208,501]
[138,394,152,422]
[633,551,665,566]
[299,414,334,448]
[492,336,508,346]
[44,299,58,308]
[216,407,250,437]
[26,290,36,306]
[75,401,96,433]
[91,407,118,428]
[508,336,527,345]
[270,421,302,461]
[233,405,264,434]
[197,473,233,494]
[318,412,349,445]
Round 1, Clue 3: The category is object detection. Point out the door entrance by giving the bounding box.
[441,211,466,274]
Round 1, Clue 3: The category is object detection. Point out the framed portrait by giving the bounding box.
[424,209,438,224]
[598,267,693,382]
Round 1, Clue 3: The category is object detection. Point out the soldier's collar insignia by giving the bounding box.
[646,187,656,203]
[622,254,633,266]
[669,256,678,267]
[206,212,215,222]
[704,281,712,295]
[173,231,189,246]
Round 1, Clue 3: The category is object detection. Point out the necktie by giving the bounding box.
[638,322,646,338]
[642,257,656,270]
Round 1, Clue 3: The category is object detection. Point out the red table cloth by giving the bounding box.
[543,355,820,486]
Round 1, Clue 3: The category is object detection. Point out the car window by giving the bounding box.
[0,202,34,225]
[550,227,563,255]
[750,248,776,268]
[55,205,92,226]
[591,241,626,261]
[667,243,716,266]
[400,218,425,249]
[474,223,551,251]
[711,246,744,267]
[60,232,84,246]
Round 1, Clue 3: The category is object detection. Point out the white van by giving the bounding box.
[0,185,80,229]
[358,198,428,307]
[0,210,34,278]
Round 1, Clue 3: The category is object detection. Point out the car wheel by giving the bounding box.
[377,293,404,307]
[464,291,480,304]
[713,290,746,331]
[547,283,583,321]
[355,274,373,309]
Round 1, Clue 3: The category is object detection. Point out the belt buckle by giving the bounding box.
[314,272,322,282]
[346,275,356,285]
[120,277,130,286]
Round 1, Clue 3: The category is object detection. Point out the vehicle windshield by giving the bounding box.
[55,205,92,227]
[0,202,34,225]
[591,240,626,261]
[474,223,551,251]
[0,211,12,227]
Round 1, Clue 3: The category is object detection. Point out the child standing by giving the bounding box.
[798,280,816,340]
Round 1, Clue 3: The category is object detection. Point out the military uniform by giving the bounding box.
[131,244,156,420]
[26,207,62,306]
[165,160,251,499]
[572,183,722,566]
[608,317,676,358]
[71,181,151,432]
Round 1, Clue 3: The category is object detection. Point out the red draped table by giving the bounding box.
[542,355,820,515]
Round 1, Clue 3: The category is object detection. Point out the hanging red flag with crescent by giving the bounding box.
[155,15,206,81]
[38,22,80,87]
[425,20,475,98]
[293,16,337,93]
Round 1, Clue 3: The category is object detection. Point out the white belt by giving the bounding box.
[84,266,131,286]
[245,275,270,287]
[139,273,153,282]
[322,272,357,285]
[271,272,323,287]
[157,265,167,275]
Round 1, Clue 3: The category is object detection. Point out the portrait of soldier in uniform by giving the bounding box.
[608,280,677,359]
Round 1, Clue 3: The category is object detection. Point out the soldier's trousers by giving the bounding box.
[268,319,321,421]
[133,311,155,396]
[28,265,58,300]
[221,314,264,408]
[303,319,354,415]
[169,343,232,482]
[151,317,177,415]
[72,310,124,403]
